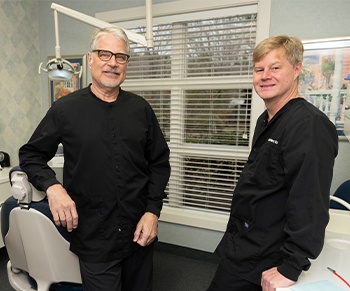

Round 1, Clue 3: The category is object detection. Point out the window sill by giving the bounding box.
[160,206,228,232]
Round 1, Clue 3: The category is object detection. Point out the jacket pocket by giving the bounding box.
[247,142,281,189]
[225,216,267,266]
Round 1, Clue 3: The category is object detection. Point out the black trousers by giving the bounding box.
[79,244,154,291]
[207,265,262,291]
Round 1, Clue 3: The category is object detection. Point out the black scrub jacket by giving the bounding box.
[19,85,171,263]
[215,98,338,284]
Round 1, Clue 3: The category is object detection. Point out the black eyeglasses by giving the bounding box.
[92,50,130,64]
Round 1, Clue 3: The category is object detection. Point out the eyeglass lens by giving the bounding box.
[94,50,129,64]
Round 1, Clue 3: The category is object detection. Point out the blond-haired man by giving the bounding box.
[207,35,338,291]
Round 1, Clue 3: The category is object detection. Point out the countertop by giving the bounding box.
[277,231,350,290]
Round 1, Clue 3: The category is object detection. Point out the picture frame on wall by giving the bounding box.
[300,37,350,140]
[49,55,87,104]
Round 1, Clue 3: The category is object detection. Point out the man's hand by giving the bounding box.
[133,212,158,247]
[46,184,78,232]
[261,267,295,291]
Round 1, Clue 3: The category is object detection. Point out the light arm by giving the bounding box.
[51,3,147,47]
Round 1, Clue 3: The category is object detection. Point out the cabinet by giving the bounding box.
[0,167,11,248]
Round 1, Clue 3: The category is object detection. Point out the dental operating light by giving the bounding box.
[39,2,152,81]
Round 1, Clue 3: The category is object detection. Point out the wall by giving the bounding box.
[270,0,350,40]
[0,1,41,166]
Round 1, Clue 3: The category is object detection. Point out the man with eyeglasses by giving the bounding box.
[19,27,170,291]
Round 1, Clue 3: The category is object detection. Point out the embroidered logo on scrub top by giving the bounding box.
[268,138,279,145]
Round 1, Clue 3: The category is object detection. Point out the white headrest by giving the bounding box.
[10,170,46,203]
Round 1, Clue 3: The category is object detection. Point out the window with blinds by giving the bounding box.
[127,11,257,216]
[127,15,256,79]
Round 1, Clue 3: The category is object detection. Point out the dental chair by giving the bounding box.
[1,167,82,291]
[327,195,350,235]
[330,180,350,211]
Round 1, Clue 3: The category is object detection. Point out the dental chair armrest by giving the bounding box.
[9,166,46,205]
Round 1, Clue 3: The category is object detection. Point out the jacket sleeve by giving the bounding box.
[144,107,171,217]
[278,114,338,281]
[19,105,62,192]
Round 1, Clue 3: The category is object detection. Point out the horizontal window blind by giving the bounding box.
[184,89,251,146]
[125,10,257,217]
[186,16,256,77]
[127,14,256,79]
[127,25,172,79]
[132,90,171,142]
[165,156,246,212]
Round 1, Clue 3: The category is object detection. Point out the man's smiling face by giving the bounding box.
[88,34,128,91]
[253,47,301,104]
